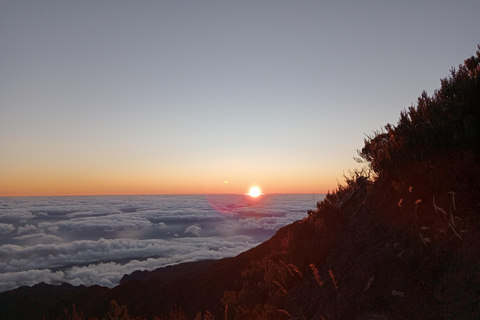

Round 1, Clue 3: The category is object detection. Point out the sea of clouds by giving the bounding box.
[0,194,324,292]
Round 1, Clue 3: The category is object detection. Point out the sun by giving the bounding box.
[247,186,262,197]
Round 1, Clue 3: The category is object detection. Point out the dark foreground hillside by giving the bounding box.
[1,47,479,320]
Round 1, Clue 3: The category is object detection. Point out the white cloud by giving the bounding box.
[0,224,15,234]
[0,209,34,222]
[17,224,37,235]
[12,233,63,244]
[38,213,153,233]
[221,216,300,232]
[0,236,259,292]
[65,209,120,219]
[0,236,259,273]
[0,269,66,292]
[237,218,263,230]
[38,223,60,234]
[184,224,202,236]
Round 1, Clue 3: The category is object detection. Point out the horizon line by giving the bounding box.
[0,192,329,198]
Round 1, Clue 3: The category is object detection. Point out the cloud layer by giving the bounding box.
[0,194,323,292]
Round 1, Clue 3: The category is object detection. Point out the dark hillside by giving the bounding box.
[0,46,479,320]
[301,46,480,319]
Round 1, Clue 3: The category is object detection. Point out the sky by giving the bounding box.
[1,1,479,196]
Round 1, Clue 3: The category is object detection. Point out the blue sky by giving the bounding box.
[1,1,479,196]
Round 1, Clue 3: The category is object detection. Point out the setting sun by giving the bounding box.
[247,186,262,197]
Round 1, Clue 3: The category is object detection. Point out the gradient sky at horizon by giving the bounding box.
[1,1,479,196]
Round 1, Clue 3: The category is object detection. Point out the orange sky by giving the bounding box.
[0,157,346,197]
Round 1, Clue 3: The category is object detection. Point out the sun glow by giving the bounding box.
[247,186,262,197]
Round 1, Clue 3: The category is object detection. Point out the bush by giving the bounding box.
[359,46,480,200]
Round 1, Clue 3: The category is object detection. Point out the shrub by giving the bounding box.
[359,46,480,200]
